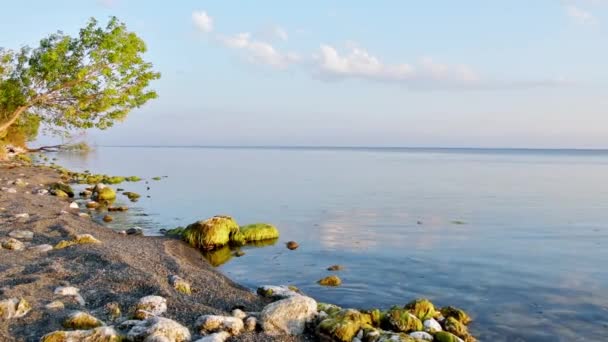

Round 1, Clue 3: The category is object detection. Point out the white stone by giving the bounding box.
[79,212,91,218]
[14,213,29,219]
[231,309,247,320]
[424,318,443,333]
[1,238,25,251]
[29,244,53,253]
[244,316,257,332]
[45,301,65,310]
[194,331,231,342]
[410,331,434,341]
[256,285,301,299]
[4,188,17,193]
[69,202,79,209]
[196,315,244,335]
[0,298,30,319]
[260,295,317,335]
[126,317,191,342]
[54,286,85,306]
[36,189,49,195]
[9,230,33,240]
[135,295,167,319]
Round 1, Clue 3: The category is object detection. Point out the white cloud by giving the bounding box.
[192,11,213,33]
[97,0,116,8]
[218,33,299,68]
[313,44,480,87]
[272,26,289,41]
[565,5,597,24]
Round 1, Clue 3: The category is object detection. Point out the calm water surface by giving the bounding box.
[53,147,608,341]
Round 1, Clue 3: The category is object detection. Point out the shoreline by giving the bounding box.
[0,162,305,341]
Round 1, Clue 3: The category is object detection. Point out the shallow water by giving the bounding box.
[52,146,608,341]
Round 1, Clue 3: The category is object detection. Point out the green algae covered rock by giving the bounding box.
[63,311,104,329]
[183,215,240,250]
[381,307,423,333]
[445,317,475,341]
[440,306,471,325]
[122,191,141,202]
[41,326,123,342]
[318,275,342,287]
[0,298,31,320]
[317,309,372,342]
[318,303,342,316]
[50,183,74,198]
[435,331,465,342]
[125,176,141,182]
[55,234,101,249]
[234,223,280,244]
[95,187,116,201]
[404,298,436,321]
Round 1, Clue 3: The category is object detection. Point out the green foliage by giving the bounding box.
[0,17,160,137]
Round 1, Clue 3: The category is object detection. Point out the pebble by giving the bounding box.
[45,300,65,310]
[1,238,25,251]
[410,331,434,341]
[126,227,143,236]
[14,213,29,219]
[9,230,34,240]
[36,189,49,195]
[286,241,299,250]
[29,244,54,253]
[54,286,85,306]
[69,202,79,209]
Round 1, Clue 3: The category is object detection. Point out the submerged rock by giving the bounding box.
[123,191,141,202]
[182,216,240,250]
[0,298,31,320]
[318,275,342,287]
[260,295,317,335]
[233,223,280,244]
[327,265,344,271]
[195,315,244,335]
[286,241,299,250]
[134,295,167,319]
[103,215,113,223]
[126,316,191,342]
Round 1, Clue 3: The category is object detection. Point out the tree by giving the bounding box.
[0,17,160,141]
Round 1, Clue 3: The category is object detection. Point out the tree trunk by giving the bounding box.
[0,106,27,133]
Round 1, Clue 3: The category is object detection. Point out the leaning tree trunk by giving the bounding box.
[0,106,27,133]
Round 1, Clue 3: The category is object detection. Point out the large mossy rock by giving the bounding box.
[381,307,423,333]
[49,182,74,198]
[440,306,471,325]
[435,331,465,342]
[235,223,280,244]
[404,298,436,321]
[317,309,373,342]
[183,216,240,250]
[95,187,116,202]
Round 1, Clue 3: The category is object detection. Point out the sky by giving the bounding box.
[1,0,607,148]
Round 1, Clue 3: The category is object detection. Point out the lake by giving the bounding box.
[52,146,608,341]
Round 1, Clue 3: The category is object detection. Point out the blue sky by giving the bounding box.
[1,0,607,148]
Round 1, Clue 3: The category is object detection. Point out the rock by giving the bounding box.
[69,201,79,209]
[95,187,117,201]
[256,285,302,299]
[260,295,317,335]
[423,318,443,333]
[0,298,31,319]
[80,190,93,198]
[103,215,113,222]
[317,309,372,342]
[327,265,344,271]
[318,275,342,287]
[54,286,85,306]
[234,250,245,257]
[194,331,231,342]
[45,301,65,310]
[317,303,342,316]
[14,213,29,219]
[55,234,101,249]
[49,182,74,197]
[54,190,69,198]
[410,331,434,341]
[286,241,299,250]
[231,309,247,320]
[134,295,167,319]
[3,188,17,194]
[405,298,436,321]
[1,238,25,251]
[169,275,191,295]
[195,315,244,335]
[381,308,423,333]
[440,306,471,325]
[126,227,144,236]
[63,311,104,329]
[244,316,257,332]
[86,201,100,209]
[123,191,141,202]
[41,327,123,342]
[108,206,129,212]
[126,317,191,342]
[36,189,49,195]
[182,216,241,250]
[106,302,122,320]
[14,179,27,187]
[233,223,280,244]
[444,317,472,340]
[8,230,33,240]
[435,331,465,342]
[29,244,54,253]
[79,212,91,218]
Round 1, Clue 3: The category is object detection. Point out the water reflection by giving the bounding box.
[201,239,279,267]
